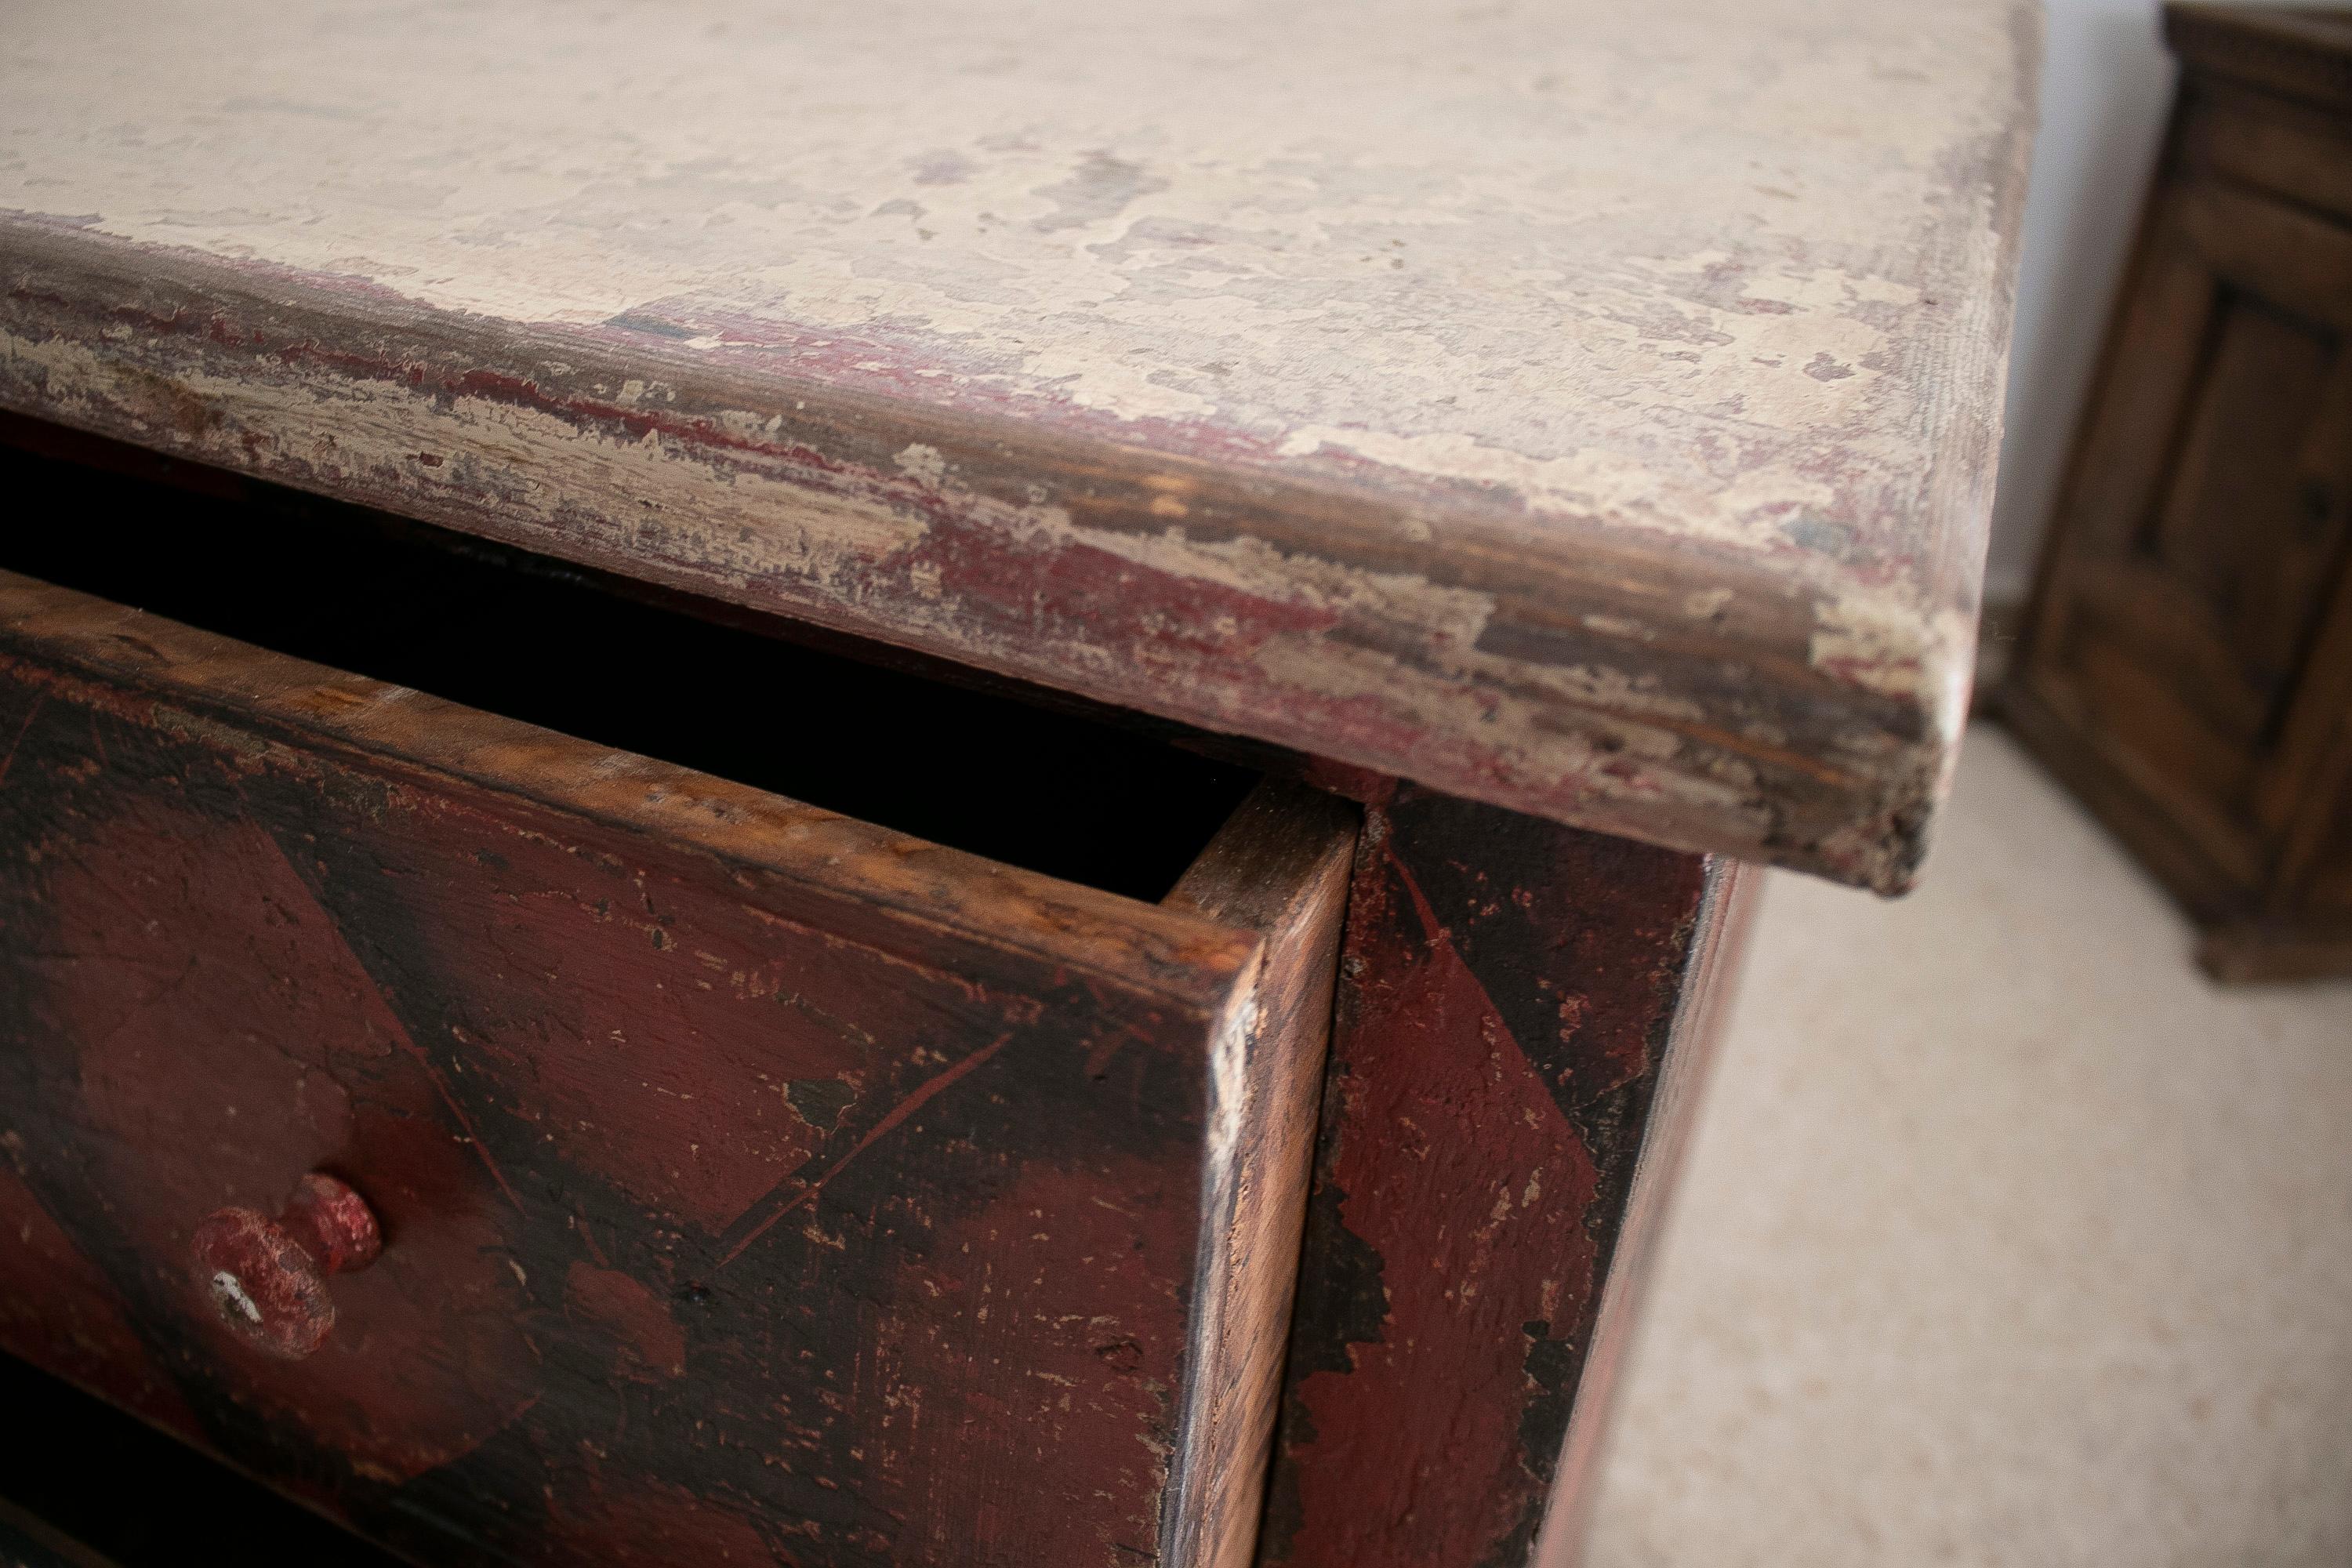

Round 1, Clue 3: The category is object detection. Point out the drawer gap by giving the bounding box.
[0,1350,400,1567]
[0,434,1260,902]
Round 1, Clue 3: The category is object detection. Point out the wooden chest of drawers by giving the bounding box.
[0,2,2032,1563]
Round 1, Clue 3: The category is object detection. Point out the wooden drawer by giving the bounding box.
[0,447,1356,1567]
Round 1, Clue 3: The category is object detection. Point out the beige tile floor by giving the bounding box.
[1582,724,2352,1568]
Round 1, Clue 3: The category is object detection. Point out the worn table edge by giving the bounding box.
[0,197,2031,891]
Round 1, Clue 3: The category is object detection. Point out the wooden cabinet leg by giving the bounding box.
[1257,784,1755,1568]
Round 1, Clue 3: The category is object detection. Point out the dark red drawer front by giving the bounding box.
[0,572,1347,1568]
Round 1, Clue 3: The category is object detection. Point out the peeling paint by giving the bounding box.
[0,0,2038,889]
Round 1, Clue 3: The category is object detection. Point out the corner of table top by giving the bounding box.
[0,0,2040,892]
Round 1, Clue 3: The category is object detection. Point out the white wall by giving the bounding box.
[1985,0,2183,604]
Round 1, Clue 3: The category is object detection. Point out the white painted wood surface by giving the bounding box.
[0,0,2038,887]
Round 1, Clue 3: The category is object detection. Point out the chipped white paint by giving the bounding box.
[893,443,949,488]
[0,0,2037,888]
[2,328,931,580]
[0,0,2027,561]
[2,312,1786,847]
[210,1267,263,1326]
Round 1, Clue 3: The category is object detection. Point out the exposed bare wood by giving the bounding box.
[1163,781,1359,1568]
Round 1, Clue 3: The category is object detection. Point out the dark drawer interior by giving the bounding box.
[0,1351,397,1567]
[0,415,1350,1568]
[0,420,1259,903]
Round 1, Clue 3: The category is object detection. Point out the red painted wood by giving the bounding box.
[191,1173,383,1361]
[1259,785,1744,1568]
[0,586,1296,1566]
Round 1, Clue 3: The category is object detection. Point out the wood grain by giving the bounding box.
[0,568,1340,1566]
[0,0,2039,891]
[1163,782,1358,1568]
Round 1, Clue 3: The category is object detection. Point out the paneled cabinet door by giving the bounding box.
[2023,171,2352,899]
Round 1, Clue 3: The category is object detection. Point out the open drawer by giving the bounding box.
[0,445,1356,1568]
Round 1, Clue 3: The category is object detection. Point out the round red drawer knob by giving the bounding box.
[191,1172,382,1359]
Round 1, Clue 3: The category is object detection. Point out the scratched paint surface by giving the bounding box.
[0,1,2033,888]
[1263,784,1721,1568]
[0,648,1250,1566]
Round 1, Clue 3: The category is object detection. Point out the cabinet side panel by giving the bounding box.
[1257,786,1732,1568]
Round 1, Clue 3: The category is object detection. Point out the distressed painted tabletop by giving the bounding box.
[0,0,2034,890]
